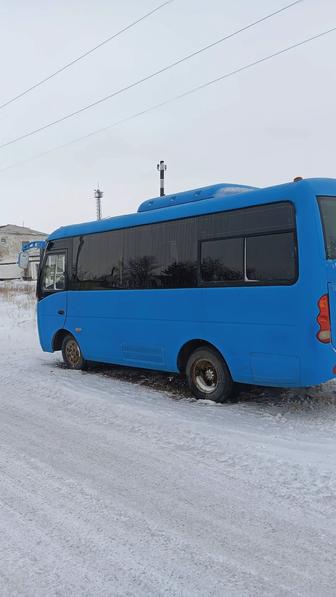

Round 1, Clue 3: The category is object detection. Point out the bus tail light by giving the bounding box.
[317,294,331,343]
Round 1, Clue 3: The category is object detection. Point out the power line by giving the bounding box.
[0,0,175,111]
[0,0,303,150]
[0,25,334,175]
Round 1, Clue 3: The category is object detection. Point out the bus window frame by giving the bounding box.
[39,249,68,297]
[51,199,299,293]
[317,195,336,260]
[197,229,299,288]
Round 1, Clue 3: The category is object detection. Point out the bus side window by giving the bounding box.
[200,238,244,282]
[42,253,66,291]
[246,232,296,282]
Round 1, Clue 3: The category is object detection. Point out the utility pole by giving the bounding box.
[94,186,103,220]
[157,160,167,197]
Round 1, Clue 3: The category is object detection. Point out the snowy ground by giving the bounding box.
[1,282,336,597]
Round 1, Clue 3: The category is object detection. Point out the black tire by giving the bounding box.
[186,346,234,403]
[61,334,87,370]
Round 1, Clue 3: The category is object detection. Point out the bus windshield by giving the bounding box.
[318,196,336,259]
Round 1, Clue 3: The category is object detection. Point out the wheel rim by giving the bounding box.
[65,339,81,368]
[193,359,218,394]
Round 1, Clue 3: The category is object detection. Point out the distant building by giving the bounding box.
[0,225,48,281]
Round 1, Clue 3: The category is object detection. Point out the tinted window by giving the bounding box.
[246,232,296,281]
[123,225,159,289]
[123,219,197,289]
[318,196,336,259]
[71,201,296,290]
[75,231,123,288]
[73,218,198,290]
[199,202,294,240]
[201,238,244,282]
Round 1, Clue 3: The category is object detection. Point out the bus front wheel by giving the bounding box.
[186,347,234,402]
[61,334,87,370]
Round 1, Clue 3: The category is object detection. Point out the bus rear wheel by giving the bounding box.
[61,334,86,370]
[186,347,233,402]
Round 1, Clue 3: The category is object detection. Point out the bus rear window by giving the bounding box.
[318,197,336,259]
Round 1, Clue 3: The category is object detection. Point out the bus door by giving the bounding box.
[318,196,336,345]
[37,250,68,352]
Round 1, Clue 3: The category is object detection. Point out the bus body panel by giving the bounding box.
[37,291,67,352]
[327,262,336,349]
[63,286,300,383]
[60,282,336,387]
[37,178,336,389]
[64,288,205,369]
[324,249,336,351]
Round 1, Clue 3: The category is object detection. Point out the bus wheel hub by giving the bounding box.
[66,340,80,366]
[194,360,218,393]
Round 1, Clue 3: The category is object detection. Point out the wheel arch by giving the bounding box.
[52,329,74,352]
[177,339,225,373]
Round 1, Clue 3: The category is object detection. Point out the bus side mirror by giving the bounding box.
[18,252,29,269]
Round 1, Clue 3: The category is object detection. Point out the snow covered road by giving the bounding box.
[0,284,336,596]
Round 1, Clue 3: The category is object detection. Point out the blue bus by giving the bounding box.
[37,177,336,402]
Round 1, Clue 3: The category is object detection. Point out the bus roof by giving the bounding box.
[48,178,336,241]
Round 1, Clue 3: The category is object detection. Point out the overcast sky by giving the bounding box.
[0,0,335,234]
